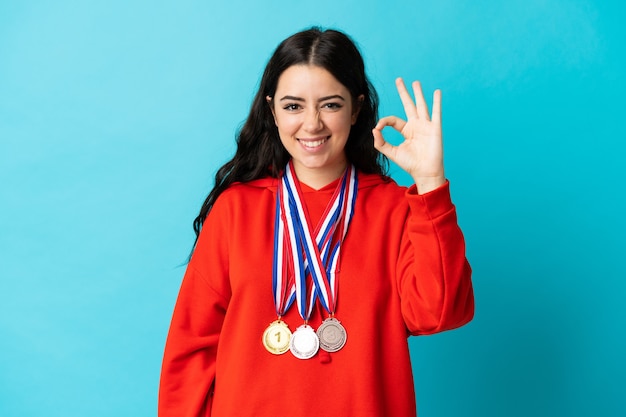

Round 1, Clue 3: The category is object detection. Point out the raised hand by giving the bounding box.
[372,78,445,194]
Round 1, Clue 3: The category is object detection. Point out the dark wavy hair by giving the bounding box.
[191,27,387,251]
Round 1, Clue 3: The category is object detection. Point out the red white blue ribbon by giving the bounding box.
[273,162,358,321]
[271,188,296,318]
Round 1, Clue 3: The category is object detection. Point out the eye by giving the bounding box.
[322,102,343,110]
[282,103,302,111]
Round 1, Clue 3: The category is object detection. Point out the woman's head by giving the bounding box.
[238,27,384,178]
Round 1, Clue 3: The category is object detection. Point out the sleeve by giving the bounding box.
[396,181,474,335]
[158,199,232,417]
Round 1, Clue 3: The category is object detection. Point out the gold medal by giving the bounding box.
[317,317,347,353]
[262,320,292,355]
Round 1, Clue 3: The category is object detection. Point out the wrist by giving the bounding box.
[411,175,446,195]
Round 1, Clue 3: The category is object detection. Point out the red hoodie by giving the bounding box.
[159,173,474,417]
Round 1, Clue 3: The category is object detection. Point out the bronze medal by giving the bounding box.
[317,317,347,353]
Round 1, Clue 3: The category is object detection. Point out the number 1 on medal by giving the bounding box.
[263,320,292,355]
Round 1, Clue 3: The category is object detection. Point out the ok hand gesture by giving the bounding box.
[373,78,445,194]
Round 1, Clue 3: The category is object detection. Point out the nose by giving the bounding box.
[303,107,324,132]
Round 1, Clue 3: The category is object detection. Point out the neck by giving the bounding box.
[291,161,348,190]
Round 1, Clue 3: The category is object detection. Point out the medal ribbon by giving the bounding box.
[280,176,315,321]
[282,162,358,318]
[326,164,358,312]
[271,187,296,318]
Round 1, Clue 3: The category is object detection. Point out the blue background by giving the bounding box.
[1,1,624,416]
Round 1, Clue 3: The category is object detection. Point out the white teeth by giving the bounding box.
[300,138,328,148]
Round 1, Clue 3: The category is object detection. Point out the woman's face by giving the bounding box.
[269,64,359,187]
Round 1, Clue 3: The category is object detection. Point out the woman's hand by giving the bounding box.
[373,78,445,194]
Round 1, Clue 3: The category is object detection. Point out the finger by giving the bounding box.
[431,89,442,125]
[395,78,418,119]
[372,128,397,159]
[374,115,407,133]
[412,81,430,121]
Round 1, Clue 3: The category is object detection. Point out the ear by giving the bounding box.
[351,94,364,125]
[266,95,277,125]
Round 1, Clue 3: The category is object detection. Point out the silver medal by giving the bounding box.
[289,324,319,359]
[317,317,347,352]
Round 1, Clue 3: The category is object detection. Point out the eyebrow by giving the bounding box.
[279,94,346,102]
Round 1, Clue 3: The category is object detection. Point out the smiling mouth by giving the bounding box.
[298,137,329,148]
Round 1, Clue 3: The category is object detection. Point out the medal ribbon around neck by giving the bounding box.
[280,162,358,319]
[325,166,358,312]
[271,189,296,318]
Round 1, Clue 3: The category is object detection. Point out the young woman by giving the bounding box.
[159,27,474,417]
